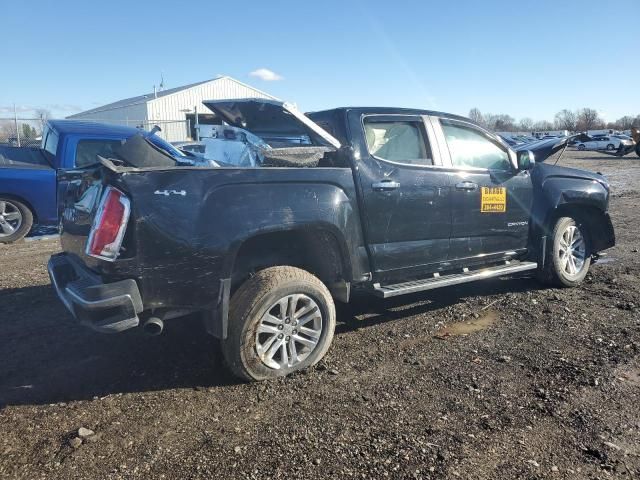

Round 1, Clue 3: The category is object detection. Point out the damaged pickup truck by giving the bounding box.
[48,99,615,381]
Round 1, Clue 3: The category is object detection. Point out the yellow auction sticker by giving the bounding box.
[481,186,506,213]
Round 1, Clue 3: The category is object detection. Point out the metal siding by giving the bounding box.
[68,78,277,142]
[147,78,277,142]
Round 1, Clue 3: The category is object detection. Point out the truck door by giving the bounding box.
[436,118,533,261]
[350,113,452,279]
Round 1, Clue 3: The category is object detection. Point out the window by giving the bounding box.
[363,118,432,165]
[44,129,59,157]
[441,121,511,171]
[75,139,123,168]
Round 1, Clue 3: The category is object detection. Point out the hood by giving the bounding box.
[202,98,341,149]
[533,162,609,192]
[515,136,573,163]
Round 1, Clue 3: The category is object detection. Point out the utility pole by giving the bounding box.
[194,105,200,141]
[13,104,21,147]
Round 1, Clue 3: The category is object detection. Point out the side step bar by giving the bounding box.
[372,261,538,298]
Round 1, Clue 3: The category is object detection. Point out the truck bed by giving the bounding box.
[0,146,51,170]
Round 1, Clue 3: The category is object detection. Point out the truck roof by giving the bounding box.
[307,107,473,124]
[48,120,142,137]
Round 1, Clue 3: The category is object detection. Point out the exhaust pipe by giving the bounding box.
[143,316,164,336]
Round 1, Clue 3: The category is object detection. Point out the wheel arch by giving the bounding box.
[228,224,354,297]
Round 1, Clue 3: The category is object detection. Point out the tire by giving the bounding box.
[578,144,586,151]
[0,198,33,244]
[221,266,336,381]
[537,216,591,288]
[635,144,640,158]
[606,144,615,151]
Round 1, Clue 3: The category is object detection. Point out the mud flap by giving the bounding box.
[204,278,230,339]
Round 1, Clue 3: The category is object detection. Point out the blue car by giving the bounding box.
[0,120,186,243]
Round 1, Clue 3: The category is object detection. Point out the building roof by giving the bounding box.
[68,76,277,118]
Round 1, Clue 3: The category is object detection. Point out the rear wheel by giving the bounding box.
[606,143,615,151]
[578,144,586,151]
[0,198,33,244]
[538,216,591,287]
[221,266,336,381]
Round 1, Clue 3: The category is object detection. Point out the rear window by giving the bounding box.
[75,139,123,168]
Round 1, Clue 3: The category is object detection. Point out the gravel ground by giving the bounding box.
[0,150,639,479]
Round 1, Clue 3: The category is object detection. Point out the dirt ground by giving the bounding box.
[0,150,639,479]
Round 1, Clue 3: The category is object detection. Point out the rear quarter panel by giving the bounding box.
[107,167,368,309]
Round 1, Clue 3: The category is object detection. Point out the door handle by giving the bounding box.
[455,181,478,191]
[372,180,400,191]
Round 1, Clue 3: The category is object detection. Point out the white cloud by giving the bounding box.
[249,68,284,82]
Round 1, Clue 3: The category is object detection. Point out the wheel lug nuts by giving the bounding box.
[286,336,290,341]
[285,319,290,324]
[278,325,283,330]
[278,334,283,339]
[292,330,297,335]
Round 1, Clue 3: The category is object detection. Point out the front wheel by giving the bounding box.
[577,144,586,151]
[538,216,591,287]
[606,143,615,151]
[221,266,336,381]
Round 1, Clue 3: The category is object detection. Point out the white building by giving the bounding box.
[67,76,278,142]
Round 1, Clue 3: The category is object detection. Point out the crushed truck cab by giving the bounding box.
[49,100,615,381]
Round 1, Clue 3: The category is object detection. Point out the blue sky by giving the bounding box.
[2,0,638,122]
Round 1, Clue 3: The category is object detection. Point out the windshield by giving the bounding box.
[147,135,188,159]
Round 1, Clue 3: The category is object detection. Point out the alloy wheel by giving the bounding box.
[0,201,23,237]
[557,225,586,277]
[255,293,323,370]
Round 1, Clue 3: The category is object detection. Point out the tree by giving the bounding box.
[519,117,533,132]
[576,108,602,131]
[35,108,51,133]
[493,114,516,132]
[615,116,636,130]
[554,109,577,132]
[533,120,554,132]
[21,123,37,139]
[468,108,485,126]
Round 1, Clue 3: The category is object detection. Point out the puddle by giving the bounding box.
[435,310,498,338]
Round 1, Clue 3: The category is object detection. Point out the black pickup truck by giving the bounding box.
[48,99,615,381]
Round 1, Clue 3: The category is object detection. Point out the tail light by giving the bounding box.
[86,186,131,261]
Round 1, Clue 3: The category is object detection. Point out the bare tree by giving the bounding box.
[493,114,516,132]
[615,115,636,130]
[576,108,602,131]
[554,109,577,132]
[468,108,485,126]
[34,108,51,134]
[519,117,534,132]
[533,120,554,132]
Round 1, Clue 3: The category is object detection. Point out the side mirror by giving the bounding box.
[517,150,535,170]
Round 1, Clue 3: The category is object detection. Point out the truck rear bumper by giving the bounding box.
[48,253,143,333]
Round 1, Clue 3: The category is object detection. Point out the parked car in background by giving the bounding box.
[0,120,190,243]
[576,135,633,151]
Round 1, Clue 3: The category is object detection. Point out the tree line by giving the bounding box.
[468,108,640,133]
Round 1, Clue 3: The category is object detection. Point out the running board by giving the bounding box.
[372,261,538,298]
